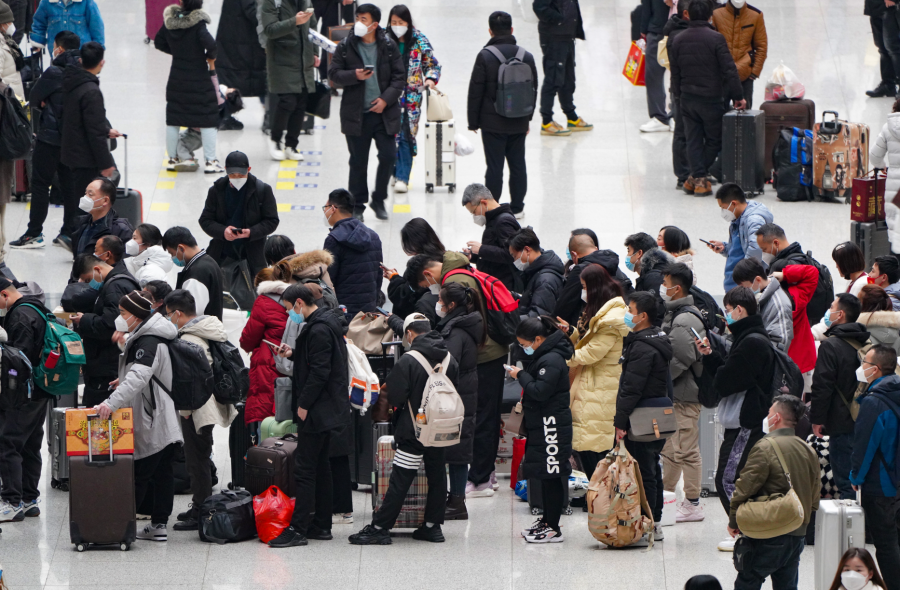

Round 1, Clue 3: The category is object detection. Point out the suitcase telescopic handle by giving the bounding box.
[822,110,839,122]
[121,133,128,194]
[86,413,114,462]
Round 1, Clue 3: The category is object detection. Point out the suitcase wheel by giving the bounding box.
[227,482,235,490]
[58,481,69,492]
[425,184,433,193]
[75,543,86,552]
[700,489,709,498]
[51,478,58,489]
[448,184,455,193]
[530,507,544,516]
[120,542,130,551]
[144,36,151,44]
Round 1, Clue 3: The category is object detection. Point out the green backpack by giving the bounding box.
[22,304,86,396]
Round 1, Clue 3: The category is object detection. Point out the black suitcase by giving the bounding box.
[227,402,254,490]
[527,476,571,516]
[851,220,891,271]
[244,434,298,497]
[722,109,766,196]
[109,134,143,228]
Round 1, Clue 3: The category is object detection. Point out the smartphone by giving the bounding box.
[363,65,375,72]
[503,364,515,373]
[375,306,390,316]
[231,228,242,235]
[690,326,702,341]
[698,238,712,246]
[262,339,281,349]
[304,7,315,12]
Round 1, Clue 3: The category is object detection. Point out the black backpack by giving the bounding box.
[672,306,719,407]
[151,338,215,411]
[208,340,249,405]
[680,286,727,335]
[748,333,804,399]
[198,489,256,544]
[0,342,33,411]
[484,45,536,119]
[0,86,32,160]
[777,250,835,325]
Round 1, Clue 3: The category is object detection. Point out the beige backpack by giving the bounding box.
[586,440,654,548]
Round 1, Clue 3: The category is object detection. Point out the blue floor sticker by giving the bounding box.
[300,151,323,155]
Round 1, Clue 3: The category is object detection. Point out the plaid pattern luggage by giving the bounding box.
[372,435,427,528]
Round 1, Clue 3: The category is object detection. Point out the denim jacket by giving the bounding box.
[30,0,105,48]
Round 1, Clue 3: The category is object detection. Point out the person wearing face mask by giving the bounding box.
[144,280,173,315]
[10,30,81,251]
[123,224,174,287]
[850,344,900,588]
[383,217,445,320]
[328,3,405,222]
[765,265,820,398]
[711,0,767,109]
[69,177,134,260]
[162,226,224,320]
[93,235,124,268]
[624,231,672,320]
[828,548,887,590]
[94,291,183,542]
[732,257,794,352]
[706,183,772,292]
[695,286,776,552]
[868,255,900,312]
[726,395,820,588]
[0,3,24,101]
[198,151,279,280]
[508,228,564,320]
[461,183,521,291]
[386,256,438,336]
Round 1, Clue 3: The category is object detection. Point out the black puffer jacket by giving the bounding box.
[640,0,669,35]
[471,203,521,290]
[554,249,634,325]
[388,290,438,335]
[534,0,585,41]
[519,250,565,319]
[60,65,114,170]
[387,273,427,319]
[215,0,267,97]
[517,329,573,480]
[439,308,483,464]
[5,295,52,400]
[291,307,352,433]
[69,209,135,258]
[669,21,743,102]
[810,322,871,436]
[636,247,672,319]
[154,6,219,129]
[614,327,673,430]
[386,331,460,450]
[324,217,384,317]
[467,35,538,134]
[664,14,690,93]
[30,49,81,146]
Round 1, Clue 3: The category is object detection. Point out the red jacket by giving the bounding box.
[783,265,818,373]
[239,282,288,424]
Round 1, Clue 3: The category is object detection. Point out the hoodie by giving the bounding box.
[177,315,239,431]
[438,308,484,464]
[615,326,674,430]
[872,114,900,252]
[324,217,384,317]
[852,373,900,497]
[519,250,565,319]
[125,245,175,287]
[756,277,794,352]
[722,200,773,291]
[29,48,81,146]
[554,249,634,325]
[60,64,114,170]
[810,322,871,436]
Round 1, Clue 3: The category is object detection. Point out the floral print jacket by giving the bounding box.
[400,28,440,154]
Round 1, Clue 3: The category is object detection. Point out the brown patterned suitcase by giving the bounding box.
[372,435,427,528]
[812,111,870,202]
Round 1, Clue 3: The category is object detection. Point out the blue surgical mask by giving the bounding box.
[172,249,186,268]
[625,254,635,272]
[624,312,636,329]
[725,311,735,325]
[89,270,102,290]
[289,309,305,325]
[822,310,835,328]
[565,247,572,261]
[523,345,534,356]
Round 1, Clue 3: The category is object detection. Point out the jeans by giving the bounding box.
[828,432,855,499]
[289,430,332,534]
[645,32,669,124]
[861,493,900,590]
[734,534,806,590]
[624,437,666,522]
[671,98,689,182]
[872,14,898,85]
[539,38,577,123]
[682,97,726,178]
[883,8,900,88]
[0,399,48,505]
[448,463,468,496]
[181,417,214,509]
[271,91,309,149]
[481,131,527,214]
[330,454,353,514]
[468,357,506,486]
[394,125,413,183]
[372,441,446,529]
[134,442,176,526]
[716,427,765,515]
[26,140,77,237]
[346,112,395,211]
[166,126,217,163]
[661,401,702,499]
[541,477,565,531]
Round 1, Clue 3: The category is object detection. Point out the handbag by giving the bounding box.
[503,401,526,437]
[346,312,394,355]
[622,41,646,86]
[735,438,806,539]
[426,88,453,122]
[221,258,256,311]
[305,77,331,119]
[626,397,676,442]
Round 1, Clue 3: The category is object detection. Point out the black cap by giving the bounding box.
[225,151,250,175]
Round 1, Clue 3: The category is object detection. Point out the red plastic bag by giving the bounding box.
[253,486,295,543]
[510,436,526,489]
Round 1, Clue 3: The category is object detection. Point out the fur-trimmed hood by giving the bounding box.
[164,5,212,30]
[272,250,335,287]
[639,247,673,276]
[859,311,900,329]
[256,280,290,296]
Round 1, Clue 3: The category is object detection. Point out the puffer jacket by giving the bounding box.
[324,218,383,317]
[4,296,53,400]
[672,251,698,285]
[757,277,794,352]
[0,31,23,100]
[103,313,183,460]
[240,280,288,424]
[470,203,521,291]
[70,209,135,258]
[722,200,773,291]
[636,247,673,319]
[852,374,900,497]
[534,0,585,40]
[467,34,538,135]
[568,297,628,454]
[711,3,768,82]
[661,296,706,404]
[782,264,819,373]
[60,65,114,170]
[271,249,334,287]
[519,250,565,319]
[177,315,239,430]
[669,21,743,102]
[29,49,81,146]
[438,308,483,464]
[124,245,175,287]
[260,0,318,95]
[810,322,870,436]
[554,249,634,325]
[615,326,674,431]
[857,311,900,350]
[870,113,900,253]
[215,0,267,97]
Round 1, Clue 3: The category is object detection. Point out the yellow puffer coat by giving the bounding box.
[568,297,629,454]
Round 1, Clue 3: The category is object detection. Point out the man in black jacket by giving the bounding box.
[268,283,351,548]
[555,230,633,324]
[615,291,673,536]
[810,294,870,499]
[328,3,405,221]
[69,177,133,258]
[467,11,538,218]
[461,183,521,290]
[0,278,52,522]
[70,253,139,406]
[163,226,225,320]
[867,0,900,97]
[198,151,279,278]
[669,0,744,196]
[663,6,690,188]
[11,30,80,250]
[625,232,670,318]
[508,227,564,319]
[532,0,592,135]
[639,0,671,133]
[349,313,460,545]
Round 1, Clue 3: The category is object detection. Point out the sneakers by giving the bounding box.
[22,499,41,517]
[718,536,737,552]
[867,82,898,98]
[0,500,24,522]
[348,524,392,545]
[173,158,199,172]
[284,146,304,161]
[269,140,285,161]
[669,118,676,132]
[541,121,572,136]
[682,176,696,195]
[676,180,685,190]
[524,523,563,544]
[653,524,665,541]
[567,118,593,132]
[490,471,499,491]
[173,517,198,531]
[513,210,525,220]
[465,480,494,498]
[394,180,408,193]
[353,210,365,222]
[166,157,180,171]
[10,233,45,249]
[693,177,712,196]
[412,523,445,543]
[204,160,225,174]
[332,513,353,525]
[53,234,73,252]
[306,526,333,541]
[521,518,545,537]
[639,118,670,133]
[370,201,389,221]
[136,513,152,521]
[219,115,244,130]
[268,525,308,548]
[444,493,468,521]
[136,523,167,542]
[675,500,705,523]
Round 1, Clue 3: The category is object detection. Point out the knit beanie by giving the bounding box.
[0,3,14,24]
[119,291,154,320]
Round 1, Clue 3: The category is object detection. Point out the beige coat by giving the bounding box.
[567,297,629,454]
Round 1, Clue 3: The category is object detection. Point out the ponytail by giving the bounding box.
[440,282,488,347]
[516,314,561,341]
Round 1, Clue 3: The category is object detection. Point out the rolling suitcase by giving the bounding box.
[851,220,891,271]
[112,134,143,227]
[244,433,299,497]
[699,406,723,496]
[372,435,426,528]
[227,402,254,490]
[814,494,866,590]
[424,119,456,194]
[760,99,815,179]
[350,409,374,485]
[145,0,168,42]
[813,111,869,202]
[48,391,77,491]
[722,109,766,196]
[69,415,136,551]
[12,159,28,201]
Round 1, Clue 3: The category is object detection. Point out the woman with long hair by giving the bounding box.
[657,225,696,284]
[833,242,868,296]
[828,548,886,590]
[124,223,174,286]
[385,217,446,319]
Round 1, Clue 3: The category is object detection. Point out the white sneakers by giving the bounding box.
[137,523,167,542]
[653,524,665,541]
[718,536,737,552]
[332,513,353,525]
[465,480,494,498]
[394,180,408,193]
[269,140,285,161]
[524,523,563,544]
[490,471,499,491]
[204,160,224,174]
[675,500,705,522]
[284,146,304,161]
[0,500,24,522]
[639,118,671,133]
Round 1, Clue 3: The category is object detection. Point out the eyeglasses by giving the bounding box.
[322,204,333,213]
[517,340,535,350]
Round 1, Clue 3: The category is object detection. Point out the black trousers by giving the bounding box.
[134,442,176,526]
[872,14,898,85]
[346,112,395,211]
[883,9,900,89]
[716,427,765,515]
[329,454,353,514]
[181,417,214,510]
[372,441,446,529]
[671,98,689,183]
[541,476,565,530]
[578,449,609,482]
[681,98,725,178]
[271,90,309,149]
[624,437,665,522]
[468,356,507,486]
[539,38,576,123]
[289,430,333,534]
[27,141,77,237]
[861,494,900,590]
[734,535,806,590]
[314,0,341,80]
[82,379,115,408]
[0,399,48,505]
[481,131,527,214]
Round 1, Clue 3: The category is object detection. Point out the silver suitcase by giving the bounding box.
[699,407,723,496]
[814,496,866,590]
[424,120,456,194]
[50,407,70,491]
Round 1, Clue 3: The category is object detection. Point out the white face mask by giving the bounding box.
[841,571,869,590]
[230,177,247,190]
[125,240,141,257]
[435,301,446,318]
[761,251,776,265]
[659,284,674,302]
[4,23,15,37]
[391,25,408,38]
[581,289,587,303]
[762,414,773,434]
[323,205,334,229]
[857,365,873,383]
[114,315,131,333]
[720,202,736,223]
[354,21,371,37]
[79,195,98,213]
[513,251,530,271]
[730,0,745,8]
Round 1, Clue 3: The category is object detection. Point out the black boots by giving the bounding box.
[867,82,898,98]
[444,493,468,521]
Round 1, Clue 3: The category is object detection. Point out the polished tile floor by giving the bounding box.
[0,0,885,587]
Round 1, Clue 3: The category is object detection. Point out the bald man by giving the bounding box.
[554,232,634,325]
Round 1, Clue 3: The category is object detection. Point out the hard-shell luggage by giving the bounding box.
[245,433,298,498]
[760,98,815,178]
[424,119,456,194]
[851,169,886,223]
[527,476,571,516]
[814,495,866,590]
[50,407,70,491]
[260,416,297,440]
[13,159,28,200]
[113,135,143,227]
[722,109,766,196]
[851,220,891,272]
[813,111,870,202]
[372,435,427,528]
[69,415,136,551]
[227,402,254,490]
[145,0,169,42]
[699,406,722,497]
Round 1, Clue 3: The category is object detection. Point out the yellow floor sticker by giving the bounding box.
[150,202,170,212]
[276,203,291,212]
[278,170,296,178]
[156,181,175,189]
[159,170,177,178]
[279,160,298,168]
[393,204,411,213]
[276,181,295,190]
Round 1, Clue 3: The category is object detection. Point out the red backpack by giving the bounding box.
[444,268,520,345]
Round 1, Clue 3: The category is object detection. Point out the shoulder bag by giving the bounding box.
[735,437,805,539]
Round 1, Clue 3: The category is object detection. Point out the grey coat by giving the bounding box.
[661,296,706,404]
[260,0,318,95]
[757,277,794,352]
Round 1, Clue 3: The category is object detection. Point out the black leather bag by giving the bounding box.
[305,80,332,120]
[222,258,256,311]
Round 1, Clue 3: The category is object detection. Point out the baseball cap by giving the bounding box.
[225,151,250,175]
[401,312,429,347]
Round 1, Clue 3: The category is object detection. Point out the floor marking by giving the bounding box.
[150,202,170,211]
[156,181,175,189]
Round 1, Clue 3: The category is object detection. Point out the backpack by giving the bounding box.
[0,342,33,411]
[346,339,380,414]
[151,337,215,411]
[676,286,726,335]
[299,277,338,310]
[587,440,655,547]
[778,250,835,325]
[198,489,257,544]
[866,392,900,488]
[406,351,464,447]
[748,334,804,399]
[21,303,86,396]
[671,306,716,406]
[0,86,32,160]
[484,45,535,119]
[772,127,814,202]
[443,268,520,345]
[208,340,249,405]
